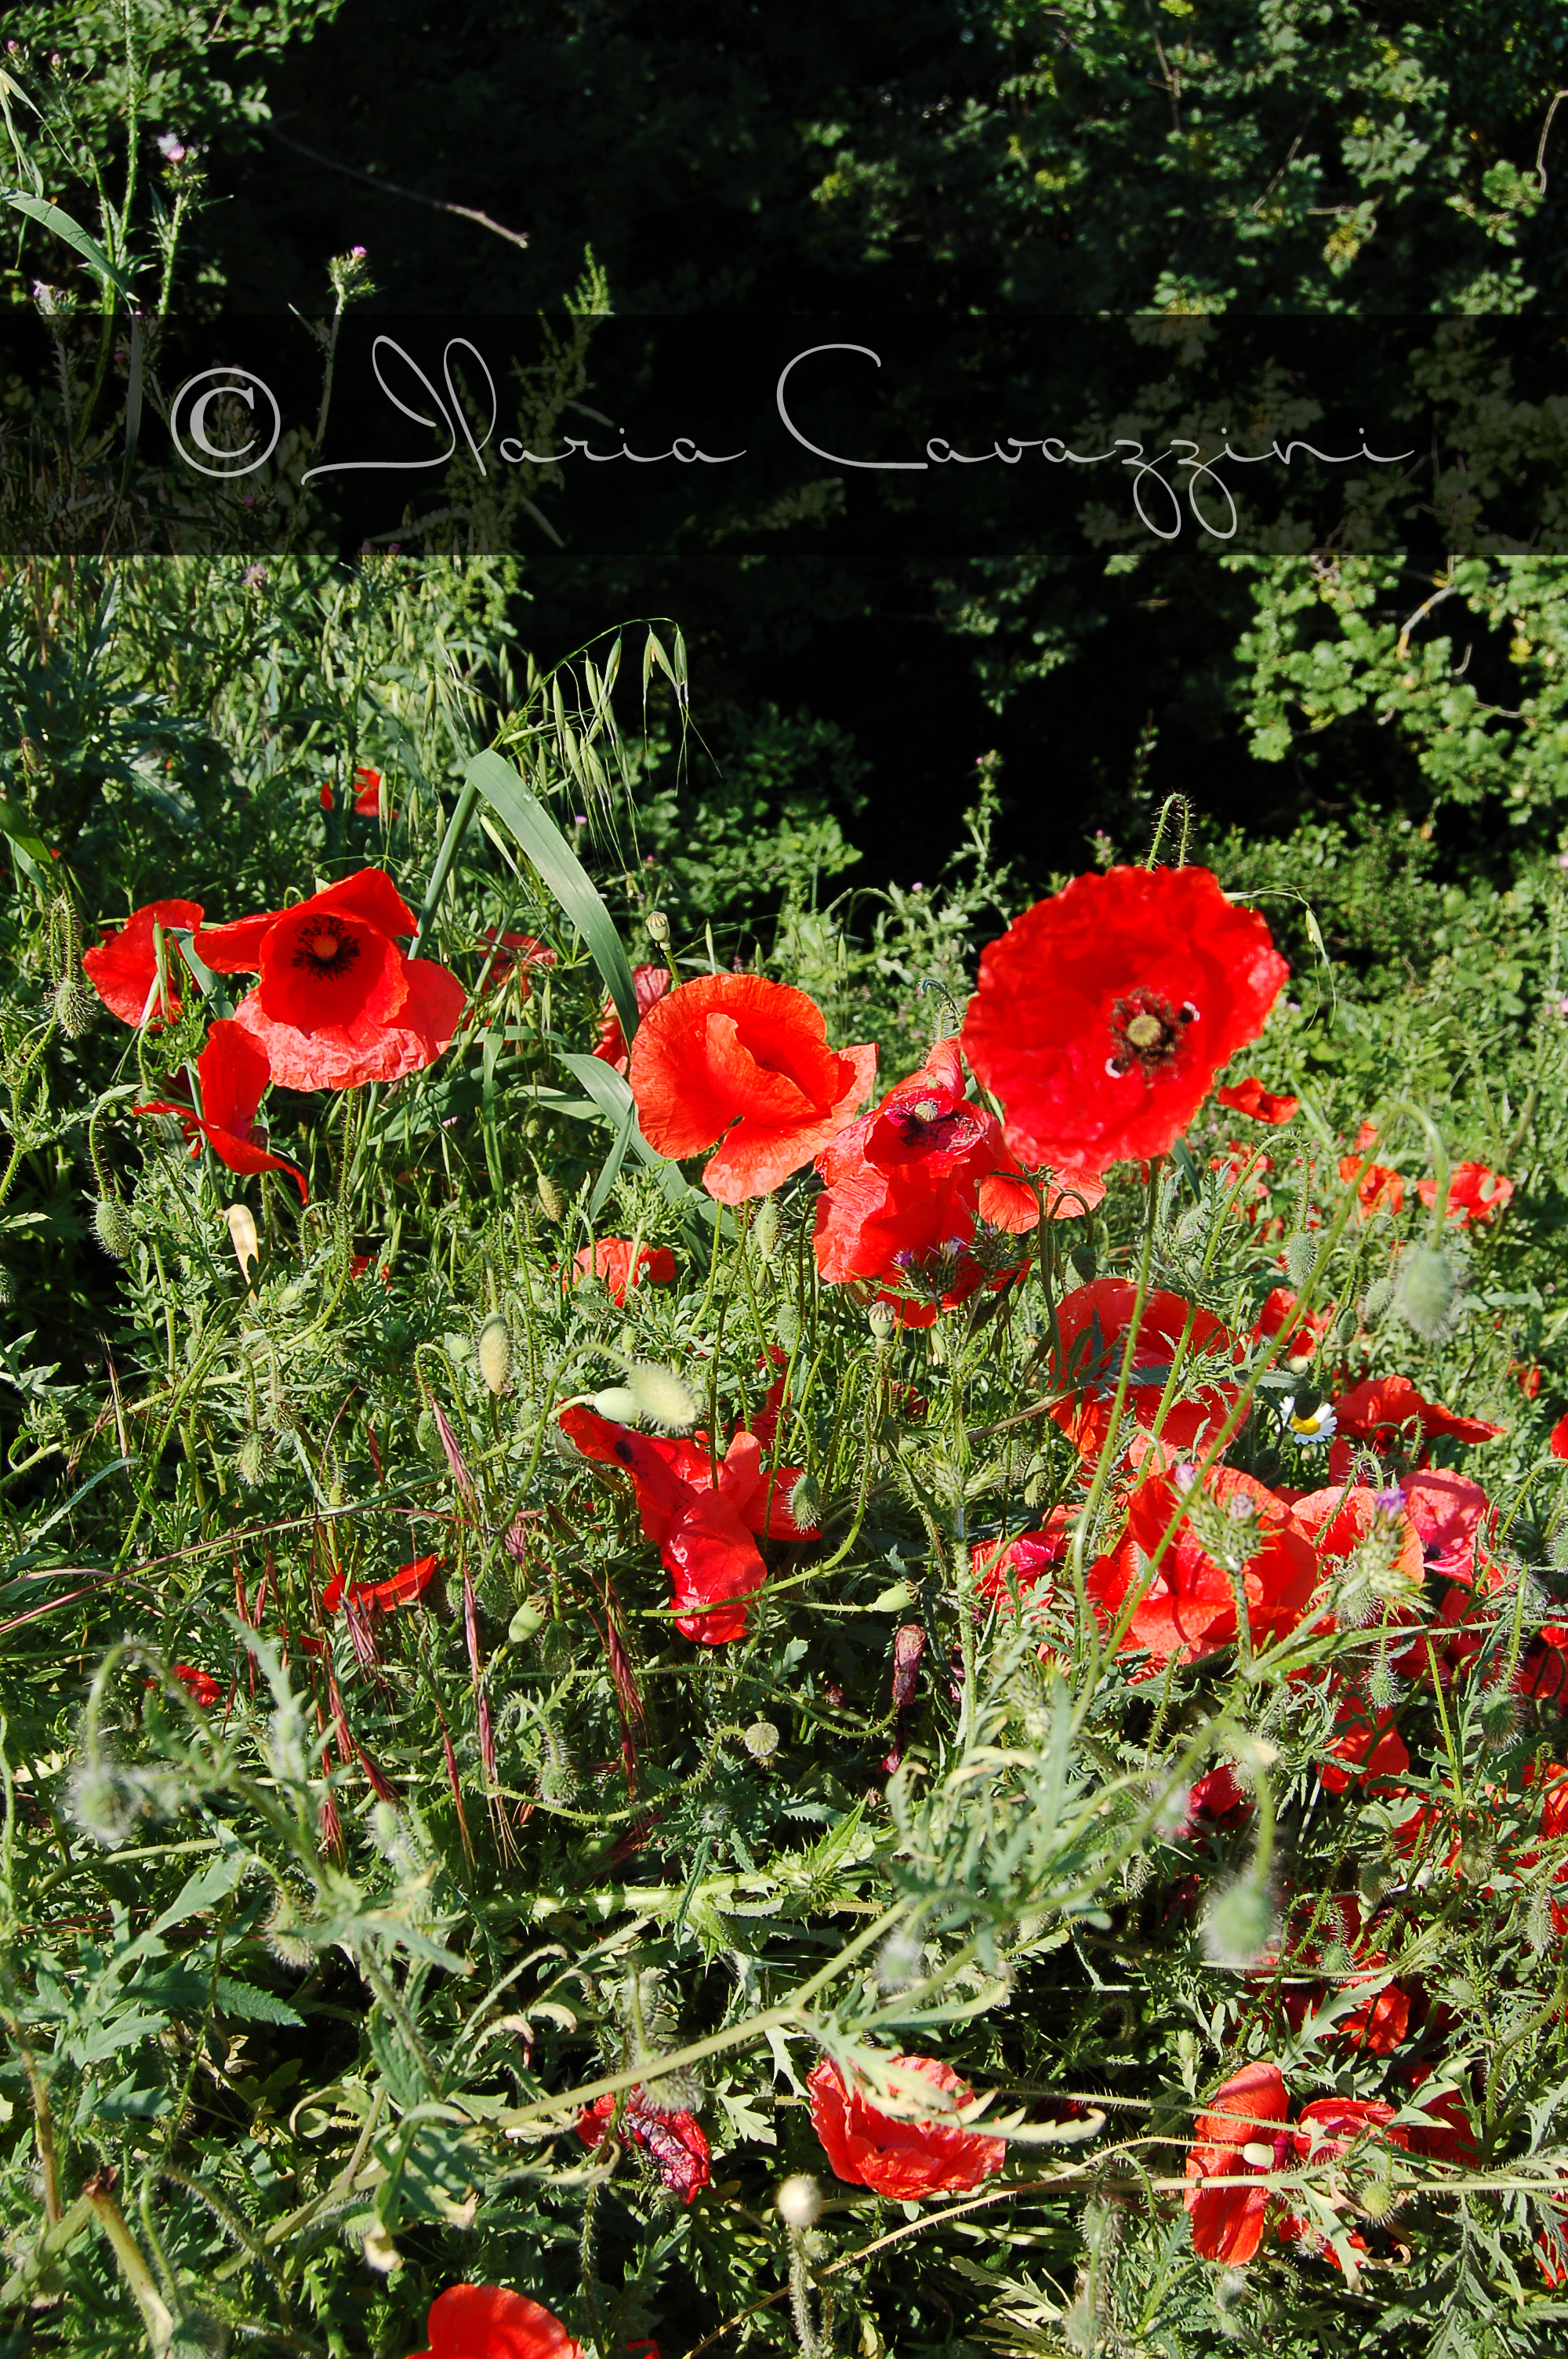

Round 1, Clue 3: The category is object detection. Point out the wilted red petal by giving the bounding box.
[808,2054,1004,2200]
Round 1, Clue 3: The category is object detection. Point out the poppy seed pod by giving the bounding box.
[776,2173,823,2227]
[743,1719,780,1761]
[627,1361,699,1430]
[477,1311,512,1394]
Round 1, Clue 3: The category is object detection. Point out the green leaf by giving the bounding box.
[465,748,639,1051]
[2,190,133,300]
[214,1976,303,2027]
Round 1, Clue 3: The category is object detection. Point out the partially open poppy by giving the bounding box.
[560,1405,816,1643]
[134,1019,308,1202]
[1218,1076,1300,1124]
[1417,1160,1512,1227]
[197,870,466,1090]
[405,2284,580,2359]
[82,898,205,1026]
[813,1038,1076,1323]
[1332,1373,1504,1452]
[961,866,1288,1180]
[807,2053,1005,2199]
[572,1239,677,1307]
[1184,2060,1290,2263]
[323,1554,441,1616]
[1048,1279,1242,1460]
[576,2089,711,2203]
[628,972,876,1203]
[171,1665,223,1708]
[1090,1463,1316,1663]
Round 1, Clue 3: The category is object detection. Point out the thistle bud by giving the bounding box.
[1395,1243,1457,1342]
[626,1361,699,1430]
[477,1311,512,1395]
[776,2174,823,2228]
[93,1196,132,1259]
[536,1172,565,1223]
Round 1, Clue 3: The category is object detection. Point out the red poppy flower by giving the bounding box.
[323,1554,441,1615]
[1402,2077,1479,2167]
[560,1406,815,1644]
[1552,1413,1568,1461]
[572,1240,677,1307]
[134,1019,309,1203]
[1316,1691,1410,1796]
[961,866,1288,1180]
[1089,1463,1316,1663]
[807,2054,1006,2200]
[972,1510,1070,1607]
[1181,1763,1254,1836]
[576,2090,711,2204]
[1290,1482,1425,1594]
[480,931,557,995]
[1184,2061,1290,2264]
[1274,1897,1411,2056]
[1517,1621,1568,1704]
[629,973,877,1203]
[1339,1127,1404,1219]
[1250,1288,1332,1362]
[1276,2099,1408,2263]
[405,2284,580,2359]
[1048,1280,1243,1460]
[1218,1076,1300,1125]
[1332,1374,1504,1450]
[1512,1359,1543,1398]
[83,898,206,1026]
[172,1665,223,1708]
[1417,1161,1512,1227]
[813,1039,1079,1324]
[1402,1469,1496,1586]
[196,870,466,1091]
[593,964,672,1074]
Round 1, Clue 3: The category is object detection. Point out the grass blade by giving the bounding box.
[466,749,639,1050]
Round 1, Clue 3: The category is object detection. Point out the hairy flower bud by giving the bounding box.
[93,1195,132,1259]
[750,1197,781,1266]
[788,1472,821,1527]
[626,1361,699,1430]
[535,1172,565,1223]
[477,1311,512,1395]
[234,1432,269,1487]
[1201,1877,1275,1967]
[776,2173,823,2228]
[1395,1243,1457,1343]
[592,1386,641,1423]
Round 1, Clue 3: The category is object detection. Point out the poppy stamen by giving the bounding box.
[1109,988,1189,1074]
[292,914,361,980]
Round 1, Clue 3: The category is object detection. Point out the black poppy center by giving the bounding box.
[292,914,361,980]
[1107,988,1197,1077]
[890,1094,976,1149]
